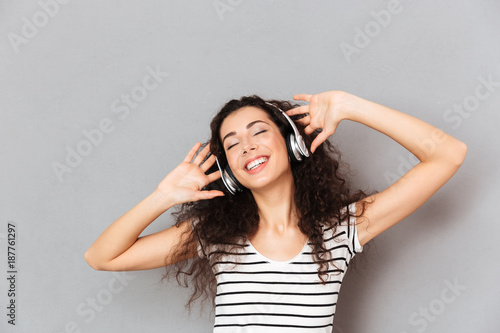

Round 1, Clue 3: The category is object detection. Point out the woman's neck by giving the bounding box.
[251,172,299,235]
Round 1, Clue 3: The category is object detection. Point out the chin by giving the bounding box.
[246,172,293,193]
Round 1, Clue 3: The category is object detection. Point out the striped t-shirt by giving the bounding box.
[195,202,363,332]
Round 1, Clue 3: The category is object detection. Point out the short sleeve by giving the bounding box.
[350,202,363,254]
[190,218,206,259]
[340,202,363,256]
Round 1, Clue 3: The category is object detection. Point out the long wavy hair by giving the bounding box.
[161,95,374,311]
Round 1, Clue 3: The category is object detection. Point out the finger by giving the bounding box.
[200,154,216,172]
[294,114,310,126]
[206,170,222,183]
[184,142,202,163]
[310,130,331,153]
[307,96,321,119]
[285,105,309,116]
[309,114,323,130]
[293,94,312,102]
[193,143,211,165]
[304,125,318,136]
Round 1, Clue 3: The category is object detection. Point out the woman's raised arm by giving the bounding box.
[288,91,467,247]
[84,142,223,271]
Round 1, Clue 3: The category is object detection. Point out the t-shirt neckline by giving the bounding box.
[246,237,310,265]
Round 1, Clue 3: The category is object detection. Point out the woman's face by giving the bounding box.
[219,106,291,192]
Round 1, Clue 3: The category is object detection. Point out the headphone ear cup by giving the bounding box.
[224,165,245,194]
[216,157,244,195]
[286,132,302,163]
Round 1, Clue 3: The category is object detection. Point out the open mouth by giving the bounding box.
[245,156,269,171]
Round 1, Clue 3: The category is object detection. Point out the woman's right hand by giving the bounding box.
[155,142,224,206]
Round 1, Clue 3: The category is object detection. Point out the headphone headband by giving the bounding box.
[264,102,310,159]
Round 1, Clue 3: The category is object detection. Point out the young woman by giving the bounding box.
[84,90,467,332]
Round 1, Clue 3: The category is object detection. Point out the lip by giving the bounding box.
[243,155,270,173]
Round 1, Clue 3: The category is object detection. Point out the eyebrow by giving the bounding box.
[222,120,269,145]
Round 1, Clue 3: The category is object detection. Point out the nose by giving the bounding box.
[241,142,258,156]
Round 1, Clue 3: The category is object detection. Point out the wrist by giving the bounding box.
[336,91,370,123]
[150,188,177,212]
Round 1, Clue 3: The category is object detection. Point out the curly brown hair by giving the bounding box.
[161,95,374,311]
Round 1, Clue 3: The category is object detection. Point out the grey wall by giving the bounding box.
[1,1,499,332]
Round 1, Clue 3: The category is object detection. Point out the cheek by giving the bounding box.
[267,138,290,169]
[260,132,284,149]
[226,151,239,171]
[271,136,288,157]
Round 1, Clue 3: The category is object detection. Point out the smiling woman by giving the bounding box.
[220,106,292,192]
[84,91,467,332]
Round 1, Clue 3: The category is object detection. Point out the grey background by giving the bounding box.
[1,0,499,332]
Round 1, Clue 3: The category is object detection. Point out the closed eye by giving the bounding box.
[227,130,266,150]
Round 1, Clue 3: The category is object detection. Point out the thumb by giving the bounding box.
[196,190,225,201]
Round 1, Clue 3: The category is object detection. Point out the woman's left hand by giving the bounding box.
[286,90,351,153]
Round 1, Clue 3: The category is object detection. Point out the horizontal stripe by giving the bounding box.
[215,269,343,276]
[215,312,334,318]
[207,251,257,258]
[324,232,347,241]
[217,280,342,286]
[303,244,349,255]
[209,204,359,331]
[290,257,347,265]
[324,226,346,235]
[215,301,336,308]
[214,322,333,329]
[216,290,339,297]
[212,260,269,267]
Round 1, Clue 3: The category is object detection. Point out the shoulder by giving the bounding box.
[322,202,363,255]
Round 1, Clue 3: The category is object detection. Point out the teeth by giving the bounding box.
[246,157,268,170]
